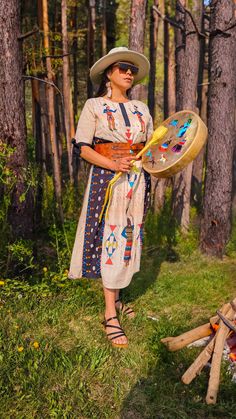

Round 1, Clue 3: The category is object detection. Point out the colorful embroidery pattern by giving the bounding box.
[82,165,114,277]
[126,172,138,199]
[105,225,118,265]
[132,105,146,133]
[122,218,134,266]
[103,103,117,131]
[125,128,133,145]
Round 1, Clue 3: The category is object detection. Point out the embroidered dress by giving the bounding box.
[69,97,153,289]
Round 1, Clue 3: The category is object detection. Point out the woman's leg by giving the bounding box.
[114,289,135,318]
[103,286,128,345]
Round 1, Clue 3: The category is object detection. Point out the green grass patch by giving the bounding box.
[1,234,236,418]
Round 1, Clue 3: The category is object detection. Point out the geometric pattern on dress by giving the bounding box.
[105,225,118,265]
[126,172,138,199]
[82,165,114,277]
[121,218,134,266]
[125,127,133,146]
[136,223,143,246]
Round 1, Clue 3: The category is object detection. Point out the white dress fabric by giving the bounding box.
[69,97,153,289]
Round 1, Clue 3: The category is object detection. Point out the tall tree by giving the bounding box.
[191,5,208,209]
[62,0,75,183]
[41,0,63,218]
[87,0,96,98]
[163,0,176,118]
[172,0,202,232]
[129,0,147,100]
[148,0,160,120]
[200,0,236,257]
[0,0,34,238]
[72,2,79,119]
[101,0,107,55]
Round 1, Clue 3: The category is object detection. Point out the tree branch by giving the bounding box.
[44,52,73,59]
[22,75,64,106]
[209,22,236,38]
[176,0,206,38]
[152,5,184,31]
[18,26,39,41]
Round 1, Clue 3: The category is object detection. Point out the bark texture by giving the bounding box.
[129,0,147,100]
[172,0,202,232]
[200,0,236,257]
[87,0,96,98]
[148,0,159,120]
[42,0,63,219]
[62,0,75,183]
[0,0,34,238]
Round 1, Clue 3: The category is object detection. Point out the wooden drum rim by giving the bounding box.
[142,110,208,178]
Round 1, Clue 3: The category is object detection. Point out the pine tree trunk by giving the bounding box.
[32,79,44,228]
[101,0,107,55]
[192,1,207,209]
[172,0,202,232]
[62,0,75,183]
[87,0,96,98]
[129,0,147,100]
[41,0,63,219]
[148,0,159,120]
[0,0,34,238]
[200,0,236,257]
[72,3,78,120]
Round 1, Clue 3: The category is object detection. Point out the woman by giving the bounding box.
[69,47,153,348]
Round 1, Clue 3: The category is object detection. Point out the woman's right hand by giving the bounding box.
[111,156,137,173]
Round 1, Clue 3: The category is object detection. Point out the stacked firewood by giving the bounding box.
[161,298,236,404]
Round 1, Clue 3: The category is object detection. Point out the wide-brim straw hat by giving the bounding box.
[90,47,150,86]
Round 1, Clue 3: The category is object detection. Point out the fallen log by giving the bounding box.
[161,300,236,404]
[205,298,236,405]
[182,305,231,385]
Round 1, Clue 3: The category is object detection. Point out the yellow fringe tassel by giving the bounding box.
[99,124,168,223]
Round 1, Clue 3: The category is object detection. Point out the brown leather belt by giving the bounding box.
[94,142,144,160]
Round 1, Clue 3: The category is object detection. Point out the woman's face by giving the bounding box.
[107,62,136,91]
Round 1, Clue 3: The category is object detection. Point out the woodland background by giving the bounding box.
[0,0,236,418]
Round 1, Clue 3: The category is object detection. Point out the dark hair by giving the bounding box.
[95,65,132,98]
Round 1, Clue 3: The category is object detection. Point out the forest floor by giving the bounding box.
[1,217,236,419]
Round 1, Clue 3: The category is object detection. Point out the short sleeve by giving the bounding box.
[74,99,96,145]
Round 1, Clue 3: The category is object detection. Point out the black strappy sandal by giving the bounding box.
[102,316,128,348]
[115,299,135,318]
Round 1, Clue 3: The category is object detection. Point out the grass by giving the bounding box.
[1,224,236,418]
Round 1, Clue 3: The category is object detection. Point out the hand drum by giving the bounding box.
[142,110,208,178]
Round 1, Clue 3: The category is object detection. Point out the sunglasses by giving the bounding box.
[113,62,139,75]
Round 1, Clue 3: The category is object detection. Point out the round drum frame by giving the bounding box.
[142,110,208,178]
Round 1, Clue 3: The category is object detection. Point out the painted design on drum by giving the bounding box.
[105,225,118,265]
[131,105,146,133]
[159,154,167,163]
[145,150,156,167]
[159,138,172,152]
[121,218,134,266]
[171,138,187,153]
[176,119,192,138]
[169,119,178,127]
[103,103,117,131]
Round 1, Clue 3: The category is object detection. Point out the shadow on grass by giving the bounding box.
[122,200,180,303]
[120,332,236,419]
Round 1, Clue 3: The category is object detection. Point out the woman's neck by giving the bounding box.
[106,86,129,103]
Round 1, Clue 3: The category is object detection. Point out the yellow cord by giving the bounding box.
[98,124,168,223]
